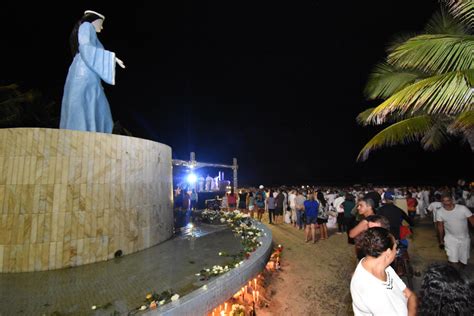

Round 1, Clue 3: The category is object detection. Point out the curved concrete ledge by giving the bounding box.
[148,221,273,316]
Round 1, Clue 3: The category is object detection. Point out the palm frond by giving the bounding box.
[421,120,451,150]
[367,69,474,123]
[449,110,474,132]
[364,63,423,100]
[386,33,420,53]
[357,116,434,161]
[0,84,20,92]
[388,34,474,74]
[443,0,474,30]
[425,8,468,35]
[357,106,423,126]
[357,108,376,126]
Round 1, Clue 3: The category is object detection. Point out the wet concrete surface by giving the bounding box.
[0,224,242,315]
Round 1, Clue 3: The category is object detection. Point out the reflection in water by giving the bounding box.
[0,223,241,316]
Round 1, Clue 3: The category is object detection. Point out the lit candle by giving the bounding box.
[253,290,256,302]
[254,278,257,289]
[224,303,227,311]
[257,291,259,302]
[220,311,225,316]
[248,281,251,288]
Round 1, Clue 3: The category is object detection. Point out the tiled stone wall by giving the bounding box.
[0,128,173,273]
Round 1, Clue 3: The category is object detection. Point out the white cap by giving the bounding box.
[84,10,105,20]
[259,185,264,189]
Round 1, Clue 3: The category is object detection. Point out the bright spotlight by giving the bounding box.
[187,173,197,184]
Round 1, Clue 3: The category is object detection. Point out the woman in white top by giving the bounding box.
[350,227,417,316]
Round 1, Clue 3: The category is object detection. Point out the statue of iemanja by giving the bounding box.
[60,10,125,133]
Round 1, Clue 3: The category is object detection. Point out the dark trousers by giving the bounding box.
[269,209,275,223]
[296,211,304,229]
[337,213,345,232]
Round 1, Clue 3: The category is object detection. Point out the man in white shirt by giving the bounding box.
[288,190,297,227]
[437,193,474,266]
[325,190,336,208]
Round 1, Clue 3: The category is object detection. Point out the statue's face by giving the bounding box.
[92,19,104,33]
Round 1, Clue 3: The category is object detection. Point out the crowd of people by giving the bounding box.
[173,181,473,315]
[212,183,473,315]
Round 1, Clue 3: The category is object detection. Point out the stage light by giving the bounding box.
[187,173,197,184]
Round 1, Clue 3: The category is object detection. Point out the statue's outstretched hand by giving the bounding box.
[115,57,126,69]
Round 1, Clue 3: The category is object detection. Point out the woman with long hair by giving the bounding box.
[303,192,319,243]
[60,10,125,133]
[316,191,329,240]
[351,227,417,315]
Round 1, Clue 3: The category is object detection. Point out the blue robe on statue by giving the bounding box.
[60,22,116,133]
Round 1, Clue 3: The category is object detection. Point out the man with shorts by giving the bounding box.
[437,193,474,267]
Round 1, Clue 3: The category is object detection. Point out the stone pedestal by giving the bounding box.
[0,128,173,272]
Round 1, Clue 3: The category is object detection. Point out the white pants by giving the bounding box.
[444,235,470,264]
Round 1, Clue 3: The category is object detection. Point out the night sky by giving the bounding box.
[2,1,473,186]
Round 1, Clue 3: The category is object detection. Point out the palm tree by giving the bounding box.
[0,83,60,128]
[357,0,473,161]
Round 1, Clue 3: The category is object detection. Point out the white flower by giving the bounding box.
[171,294,180,301]
[91,306,97,310]
[218,252,223,256]
[220,218,226,223]
[202,285,208,290]
[139,305,147,311]
[206,268,210,272]
[159,300,166,305]
[195,273,200,276]
[248,231,254,235]
[235,263,239,267]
